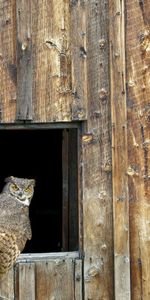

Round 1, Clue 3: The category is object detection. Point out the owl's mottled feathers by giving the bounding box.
[0,176,35,278]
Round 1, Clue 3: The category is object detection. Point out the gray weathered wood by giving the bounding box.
[71,0,87,120]
[17,251,79,262]
[16,0,32,120]
[0,123,79,130]
[35,259,75,300]
[0,0,17,122]
[75,260,82,300]
[16,263,35,300]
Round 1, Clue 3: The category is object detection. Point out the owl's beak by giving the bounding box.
[18,192,23,197]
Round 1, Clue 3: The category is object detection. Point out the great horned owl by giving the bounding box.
[0,176,35,278]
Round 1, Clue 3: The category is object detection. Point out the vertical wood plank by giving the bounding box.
[71,0,87,120]
[0,0,88,123]
[126,0,150,299]
[0,268,14,300]
[16,0,32,120]
[15,263,35,300]
[62,129,69,251]
[68,129,78,251]
[83,0,113,299]
[0,0,17,122]
[109,0,131,299]
[75,259,82,300]
[32,0,72,122]
[35,259,75,300]
[31,0,87,122]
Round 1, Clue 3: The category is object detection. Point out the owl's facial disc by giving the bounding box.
[10,184,31,206]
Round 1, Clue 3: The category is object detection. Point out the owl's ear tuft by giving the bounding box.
[30,179,35,186]
[4,176,14,183]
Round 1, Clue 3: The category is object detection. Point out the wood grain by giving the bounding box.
[109,0,131,298]
[82,0,113,299]
[62,129,69,251]
[0,0,87,123]
[32,0,87,122]
[35,259,75,300]
[126,0,150,299]
[0,0,16,122]
[70,0,87,120]
[17,263,35,300]
[75,259,82,300]
[16,0,32,120]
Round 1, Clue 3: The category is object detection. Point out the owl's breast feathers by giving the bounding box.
[0,192,32,278]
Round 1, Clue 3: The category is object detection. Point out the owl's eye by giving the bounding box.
[25,186,32,193]
[11,184,19,191]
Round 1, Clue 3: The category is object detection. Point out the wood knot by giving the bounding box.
[99,39,106,49]
[21,42,28,51]
[99,88,108,101]
[87,265,101,277]
[139,30,150,54]
[82,133,93,144]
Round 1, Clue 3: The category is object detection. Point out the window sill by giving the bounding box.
[16,251,80,262]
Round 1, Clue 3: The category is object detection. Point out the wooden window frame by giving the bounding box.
[0,122,83,260]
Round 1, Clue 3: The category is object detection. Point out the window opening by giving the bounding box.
[0,129,78,253]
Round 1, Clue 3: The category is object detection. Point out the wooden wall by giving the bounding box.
[0,254,82,300]
[110,0,150,299]
[0,0,150,299]
[0,0,87,122]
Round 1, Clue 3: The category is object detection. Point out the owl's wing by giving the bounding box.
[0,193,32,243]
[0,193,12,222]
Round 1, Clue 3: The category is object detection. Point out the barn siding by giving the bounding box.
[0,257,82,299]
[14,259,82,300]
[0,0,16,122]
[0,0,150,299]
[0,0,87,123]
[16,0,33,120]
[82,0,114,299]
[109,0,131,298]
[126,0,150,299]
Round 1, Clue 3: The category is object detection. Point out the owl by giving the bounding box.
[0,176,35,278]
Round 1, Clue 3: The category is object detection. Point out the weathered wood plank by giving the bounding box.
[35,259,75,300]
[83,0,113,299]
[32,0,87,122]
[17,251,79,262]
[70,0,87,120]
[32,0,71,122]
[17,263,35,300]
[0,268,14,300]
[62,129,69,251]
[126,0,150,299]
[109,0,131,299]
[0,0,17,122]
[0,123,80,130]
[16,0,32,120]
[0,0,87,123]
[75,259,82,300]
[68,129,78,251]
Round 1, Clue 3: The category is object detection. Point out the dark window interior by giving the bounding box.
[0,129,78,253]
